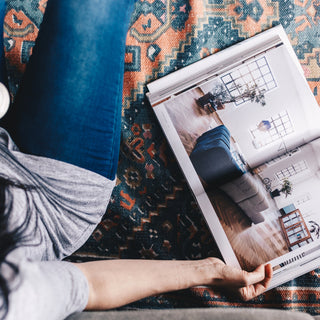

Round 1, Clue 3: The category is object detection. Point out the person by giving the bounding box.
[0,0,273,319]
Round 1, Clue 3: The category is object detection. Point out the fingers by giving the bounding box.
[236,263,273,288]
[253,264,273,292]
[215,263,265,287]
[260,263,273,289]
[242,264,266,286]
[239,264,273,301]
[207,258,273,301]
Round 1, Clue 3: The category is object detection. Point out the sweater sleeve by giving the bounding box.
[6,260,89,320]
[0,127,116,261]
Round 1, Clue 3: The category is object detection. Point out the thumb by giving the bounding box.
[237,264,266,287]
[216,264,265,287]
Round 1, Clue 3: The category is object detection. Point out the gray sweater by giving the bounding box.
[0,128,115,319]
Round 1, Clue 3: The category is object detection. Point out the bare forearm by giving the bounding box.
[73,258,272,310]
[74,258,215,310]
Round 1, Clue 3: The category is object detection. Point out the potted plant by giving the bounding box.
[196,84,266,113]
[270,179,293,198]
[280,179,293,197]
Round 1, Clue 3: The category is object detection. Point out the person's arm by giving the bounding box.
[73,257,273,310]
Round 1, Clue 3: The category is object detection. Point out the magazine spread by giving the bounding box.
[146,25,320,289]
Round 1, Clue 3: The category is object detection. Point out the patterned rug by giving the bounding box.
[4,0,320,315]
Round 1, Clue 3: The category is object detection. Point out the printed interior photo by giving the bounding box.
[162,45,320,270]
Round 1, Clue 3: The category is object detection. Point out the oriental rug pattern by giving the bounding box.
[4,0,320,314]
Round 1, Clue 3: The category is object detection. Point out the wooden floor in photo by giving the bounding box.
[165,85,290,270]
[208,188,289,271]
[164,87,222,155]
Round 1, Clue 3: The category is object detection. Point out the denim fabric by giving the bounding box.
[0,0,6,85]
[2,0,136,180]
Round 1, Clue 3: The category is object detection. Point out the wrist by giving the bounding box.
[177,258,220,289]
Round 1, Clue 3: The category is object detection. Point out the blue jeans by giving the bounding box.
[1,0,136,180]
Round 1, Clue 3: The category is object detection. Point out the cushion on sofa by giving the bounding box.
[190,126,243,187]
[196,125,231,148]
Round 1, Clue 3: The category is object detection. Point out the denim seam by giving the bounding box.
[108,3,134,179]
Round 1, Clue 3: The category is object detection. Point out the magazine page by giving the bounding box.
[253,138,320,287]
[147,25,320,288]
[148,26,320,167]
[197,42,320,168]
[151,90,320,289]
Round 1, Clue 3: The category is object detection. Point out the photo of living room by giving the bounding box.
[162,47,320,269]
[255,139,320,252]
[164,84,289,269]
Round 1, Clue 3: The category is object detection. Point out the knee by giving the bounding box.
[84,0,136,16]
[79,0,136,27]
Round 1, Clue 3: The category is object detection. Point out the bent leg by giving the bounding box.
[2,0,136,179]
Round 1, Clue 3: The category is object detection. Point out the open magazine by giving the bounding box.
[146,25,320,289]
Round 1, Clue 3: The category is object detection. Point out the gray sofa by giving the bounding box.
[190,125,268,224]
[66,308,319,320]
[220,172,268,224]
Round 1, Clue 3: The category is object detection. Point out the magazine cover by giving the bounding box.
[147,25,320,289]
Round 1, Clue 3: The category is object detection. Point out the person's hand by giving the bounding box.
[204,257,273,301]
